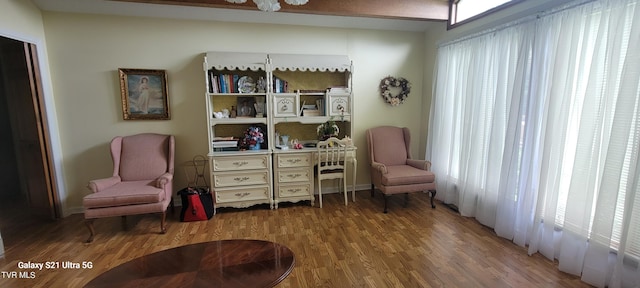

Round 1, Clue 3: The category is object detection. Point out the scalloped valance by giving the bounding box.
[269,54,351,72]
[205,52,351,72]
[205,52,267,71]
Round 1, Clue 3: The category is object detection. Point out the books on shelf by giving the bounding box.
[213,146,239,152]
[298,89,325,94]
[208,71,215,93]
[210,71,341,95]
[316,99,324,115]
[209,71,254,94]
[212,137,238,149]
[302,109,320,117]
[272,76,288,93]
[213,141,237,148]
[212,136,236,141]
[300,101,322,117]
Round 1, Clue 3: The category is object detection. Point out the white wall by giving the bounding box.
[421,22,448,159]
[39,11,430,214]
[0,0,44,41]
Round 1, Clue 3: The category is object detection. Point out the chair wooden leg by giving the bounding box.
[404,193,409,208]
[429,190,437,209]
[371,184,375,197]
[343,177,348,206]
[85,219,95,243]
[160,211,167,234]
[352,189,356,203]
[318,180,323,208]
[121,216,127,231]
[383,195,389,213]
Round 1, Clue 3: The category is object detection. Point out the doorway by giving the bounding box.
[0,35,59,251]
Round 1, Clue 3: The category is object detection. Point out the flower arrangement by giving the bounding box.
[380,76,411,106]
[317,117,340,140]
[239,126,264,150]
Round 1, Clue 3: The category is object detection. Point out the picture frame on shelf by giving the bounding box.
[119,68,170,120]
[237,96,256,117]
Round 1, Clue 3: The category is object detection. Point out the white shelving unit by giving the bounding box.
[204,52,353,211]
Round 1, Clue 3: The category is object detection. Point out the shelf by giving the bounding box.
[273,116,350,124]
[211,117,268,125]
[298,92,325,96]
[209,149,271,157]
[208,92,267,97]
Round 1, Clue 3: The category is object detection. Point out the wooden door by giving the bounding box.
[0,37,59,219]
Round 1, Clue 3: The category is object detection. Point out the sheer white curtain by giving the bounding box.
[428,0,640,287]
[428,23,534,228]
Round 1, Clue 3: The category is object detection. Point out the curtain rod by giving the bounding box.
[439,0,600,47]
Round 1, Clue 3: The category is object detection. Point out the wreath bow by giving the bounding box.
[380,76,411,106]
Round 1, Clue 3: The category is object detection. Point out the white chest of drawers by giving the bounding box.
[210,153,273,210]
[273,152,314,208]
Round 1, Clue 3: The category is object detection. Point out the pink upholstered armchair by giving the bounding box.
[366,126,436,213]
[83,133,175,243]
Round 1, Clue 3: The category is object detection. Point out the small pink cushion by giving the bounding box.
[381,165,435,186]
[83,180,165,208]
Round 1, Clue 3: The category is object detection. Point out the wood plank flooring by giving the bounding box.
[0,192,592,287]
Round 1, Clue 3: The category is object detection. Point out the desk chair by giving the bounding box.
[316,137,349,208]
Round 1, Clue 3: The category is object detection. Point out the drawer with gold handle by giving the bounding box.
[212,155,269,171]
[213,170,269,187]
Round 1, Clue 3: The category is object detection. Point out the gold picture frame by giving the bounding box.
[119,68,170,120]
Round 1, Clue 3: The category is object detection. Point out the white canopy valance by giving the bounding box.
[269,54,351,72]
[205,52,351,72]
[205,52,267,71]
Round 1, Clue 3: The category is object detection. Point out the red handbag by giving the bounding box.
[178,187,215,222]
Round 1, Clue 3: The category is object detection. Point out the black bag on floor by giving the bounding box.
[177,187,214,222]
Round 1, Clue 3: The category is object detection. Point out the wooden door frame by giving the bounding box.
[0,34,62,219]
[24,42,61,219]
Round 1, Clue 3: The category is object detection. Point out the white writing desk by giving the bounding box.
[272,145,357,208]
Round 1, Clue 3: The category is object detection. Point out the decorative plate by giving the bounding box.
[238,76,256,93]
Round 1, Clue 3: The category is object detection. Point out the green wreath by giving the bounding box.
[379,76,411,106]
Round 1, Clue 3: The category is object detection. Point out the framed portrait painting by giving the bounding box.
[119,68,170,120]
[236,96,256,118]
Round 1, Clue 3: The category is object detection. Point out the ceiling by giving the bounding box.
[111,0,450,20]
[32,0,450,32]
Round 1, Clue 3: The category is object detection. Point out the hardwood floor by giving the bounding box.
[0,192,592,288]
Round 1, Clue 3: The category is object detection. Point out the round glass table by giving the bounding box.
[84,239,295,288]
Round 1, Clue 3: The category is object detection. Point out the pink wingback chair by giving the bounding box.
[83,133,175,243]
[366,126,436,213]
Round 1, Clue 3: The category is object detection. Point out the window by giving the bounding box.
[449,0,521,27]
